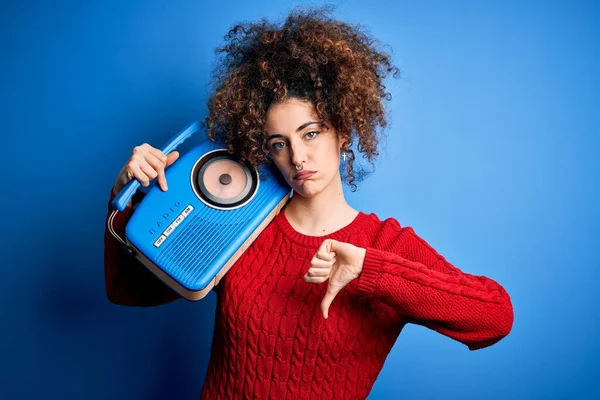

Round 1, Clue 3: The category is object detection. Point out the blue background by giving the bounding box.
[2,0,598,398]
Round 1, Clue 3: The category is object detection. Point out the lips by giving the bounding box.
[293,170,316,180]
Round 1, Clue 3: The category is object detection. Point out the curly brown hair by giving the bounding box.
[202,6,400,191]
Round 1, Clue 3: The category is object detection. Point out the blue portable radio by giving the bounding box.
[108,122,291,300]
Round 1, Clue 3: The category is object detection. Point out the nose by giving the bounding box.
[290,142,306,168]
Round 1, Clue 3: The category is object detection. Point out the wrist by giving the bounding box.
[354,246,367,276]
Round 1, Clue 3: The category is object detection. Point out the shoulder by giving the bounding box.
[357,211,409,246]
[357,211,447,264]
[359,211,410,238]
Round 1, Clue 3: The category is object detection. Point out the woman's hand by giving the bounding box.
[113,143,180,195]
[304,239,366,319]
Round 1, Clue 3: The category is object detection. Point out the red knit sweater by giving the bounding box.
[104,190,514,400]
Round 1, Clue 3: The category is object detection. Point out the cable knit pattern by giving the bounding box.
[104,189,514,400]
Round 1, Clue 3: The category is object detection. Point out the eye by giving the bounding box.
[271,142,287,151]
[305,131,320,140]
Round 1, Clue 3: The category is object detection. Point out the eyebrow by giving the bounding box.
[266,121,321,141]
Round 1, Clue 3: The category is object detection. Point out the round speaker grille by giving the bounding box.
[192,150,258,209]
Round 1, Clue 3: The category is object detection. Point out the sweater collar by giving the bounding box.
[274,207,368,247]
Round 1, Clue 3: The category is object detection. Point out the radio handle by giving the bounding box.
[111,121,200,212]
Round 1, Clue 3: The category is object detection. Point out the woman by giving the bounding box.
[104,7,514,400]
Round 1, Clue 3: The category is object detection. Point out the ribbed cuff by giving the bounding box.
[356,247,388,297]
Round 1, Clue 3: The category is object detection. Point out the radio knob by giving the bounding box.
[219,173,232,185]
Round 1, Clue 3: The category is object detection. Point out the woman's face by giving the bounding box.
[264,98,344,198]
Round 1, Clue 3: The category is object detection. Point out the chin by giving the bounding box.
[290,180,322,198]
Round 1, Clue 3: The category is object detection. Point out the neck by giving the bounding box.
[284,173,358,236]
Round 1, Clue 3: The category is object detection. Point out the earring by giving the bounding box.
[341,151,347,162]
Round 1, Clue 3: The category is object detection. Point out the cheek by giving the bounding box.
[272,161,291,179]
[322,145,340,166]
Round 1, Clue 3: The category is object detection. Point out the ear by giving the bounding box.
[338,134,349,149]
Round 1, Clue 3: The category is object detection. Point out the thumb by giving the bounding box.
[321,283,343,319]
[166,151,180,167]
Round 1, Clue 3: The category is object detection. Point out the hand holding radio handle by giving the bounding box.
[113,145,180,196]
[111,121,199,211]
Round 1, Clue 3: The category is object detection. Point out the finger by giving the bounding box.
[305,267,330,278]
[130,144,156,186]
[316,240,336,262]
[135,151,160,181]
[128,163,150,186]
[321,284,343,319]
[165,151,180,167]
[304,275,329,284]
[143,150,166,171]
[310,257,335,270]
[148,147,168,166]
[316,250,335,262]
[156,166,168,191]
[149,150,179,191]
[138,160,159,185]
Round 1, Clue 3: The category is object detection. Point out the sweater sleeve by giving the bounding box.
[356,223,514,351]
[104,188,181,307]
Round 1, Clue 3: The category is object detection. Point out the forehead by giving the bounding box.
[265,99,319,133]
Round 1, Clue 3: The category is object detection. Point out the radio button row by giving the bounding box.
[153,204,194,247]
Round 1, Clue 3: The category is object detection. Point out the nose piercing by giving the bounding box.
[295,162,304,171]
